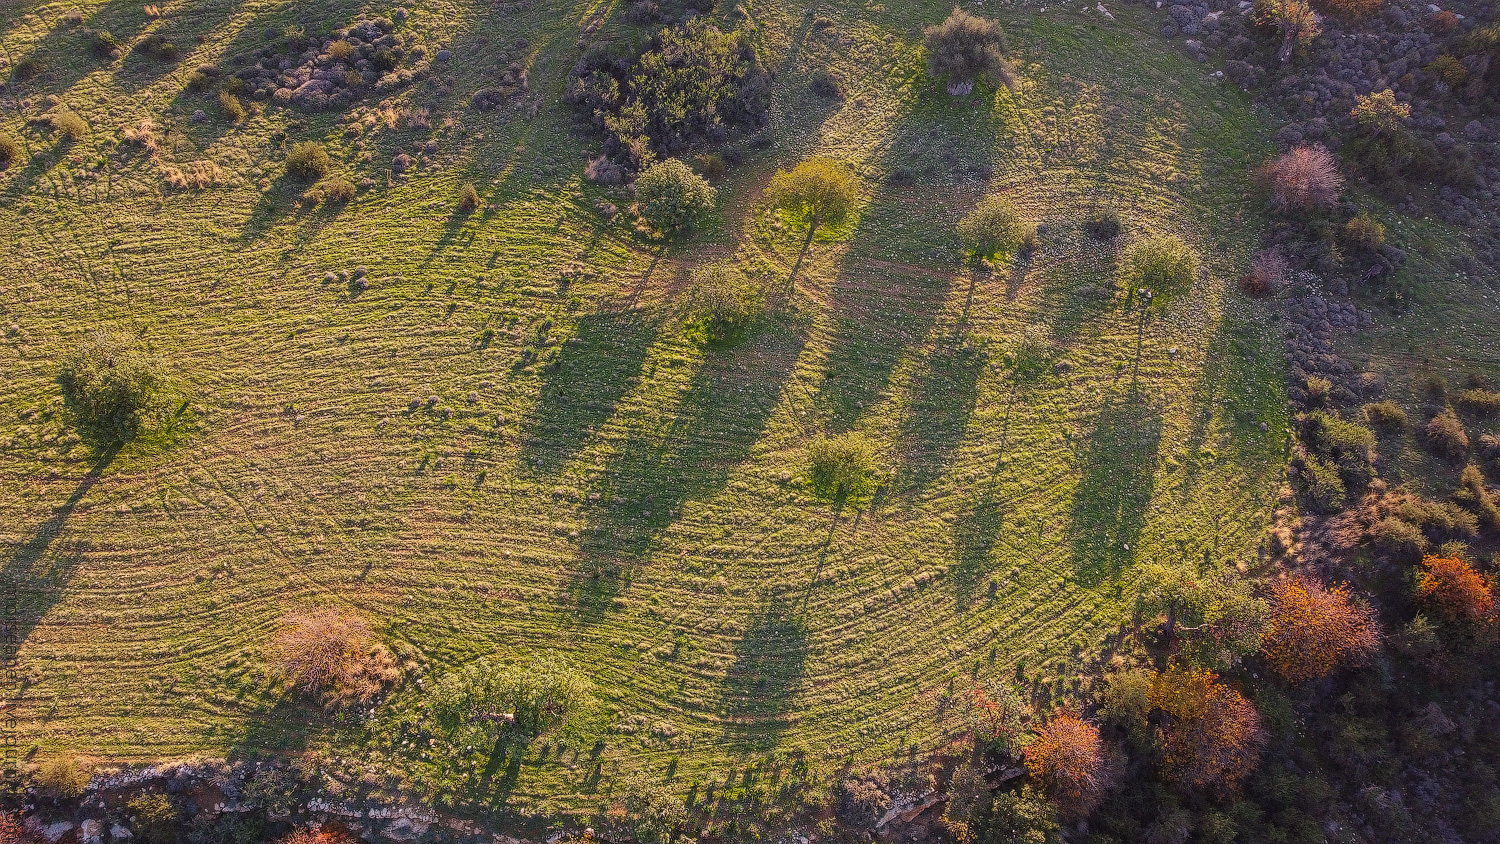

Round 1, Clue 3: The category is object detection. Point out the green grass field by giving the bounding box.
[0,0,1298,821]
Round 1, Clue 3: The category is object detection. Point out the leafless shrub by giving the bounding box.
[1256,145,1343,211]
[270,609,400,708]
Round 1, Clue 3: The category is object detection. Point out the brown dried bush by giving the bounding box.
[270,609,400,708]
[1241,248,1285,296]
[1256,145,1343,212]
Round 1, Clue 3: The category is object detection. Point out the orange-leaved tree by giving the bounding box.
[1260,575,1380,682]
[1416,555,1494,625]
[1023,712,1116,819]
[280,828,357,844]
[1147,668,1267,793]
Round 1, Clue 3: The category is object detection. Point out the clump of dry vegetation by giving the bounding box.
[270,609,401,709]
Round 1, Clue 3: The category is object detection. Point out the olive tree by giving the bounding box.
[924,8,1012,95]
[767,157,859,286]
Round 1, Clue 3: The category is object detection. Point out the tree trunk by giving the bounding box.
[1277,31,1294,65]
[947,78,974,96]
[788,213,819,289]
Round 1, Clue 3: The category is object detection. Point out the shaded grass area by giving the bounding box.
[0,0,1291,819]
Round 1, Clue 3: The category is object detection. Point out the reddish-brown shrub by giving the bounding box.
[1261,575,1380,682]
[1416,555,1494,625]
[1147,668,1267,792]
[1430,10,1459,32]
[1256,145,1343,212]
[1024,713,1116,819]
[280,828,357,844]
[0,811,39,844]
[1241,248,1286,296]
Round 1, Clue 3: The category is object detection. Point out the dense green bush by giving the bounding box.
[35,756,89,796]
[634,158,716,235]
[680,261,760,339]
[1371,516,1428,561]
[1341,213,1385,252]
[218,91,246,122]
[1425,407,1469,460]
[566,21,770,170]
[459,182,481,213]
[923,8,1011,95]
[0,134,20,169]
[431,655,589,743]
[1300,453,1346,512]
[321,176,356,204]
[957,195,1033,263]
[1456,389,1500,417]
[807,432,878,501]
[284,141,330,180]
[768,157,858,235]
[1363,400,1408,430]
[59,331,168,441]
[126,794,181,844]
[1119,234,1198,304]
[51,111,88,141]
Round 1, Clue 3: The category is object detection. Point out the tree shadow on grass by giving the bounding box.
[521,309,660,474]
[951,482,1006,611]
[1068,398,1162,586]
[1,445,119,649]
[566,317,807,617]
[898,332,986,488]
[720,600,808,751]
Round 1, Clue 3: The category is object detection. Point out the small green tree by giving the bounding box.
[1119,234,1199,306]
[634,158,716,236]
[924,8,1012,95]
[958,196,1032,264]
[767,157,859,285]
[807,432,878,502]
[0,134,20,169]
[431,655,590,746]
[680,261,760,340]
[127,794,182,844]
[59,330,168,441]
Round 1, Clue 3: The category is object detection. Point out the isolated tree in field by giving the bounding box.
[957,196,1033,265]
[431,655,590,743]
[1119,235,1198,305]
[924,8,1012,95]
[1253,0,1322,65]
[680,260,760,340]
[1416,555,1494,625]
[1256,145,1343,211]
[1147,668,1266,792]
[767,157,858,285]
[634,158,717,236]
[807,431,878,503]
[1260,575,1379,682]
[1023,713,1116,820]
[284,141,330,180]
[59,330,168,441]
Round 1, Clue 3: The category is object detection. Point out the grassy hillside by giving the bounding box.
[0,0,1288,819]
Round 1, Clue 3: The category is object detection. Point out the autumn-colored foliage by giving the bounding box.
[1023,713,1116,819]
[1416,555,1494,625]
[1147,668,1267,792]
[280,828,357,844]
[0,812,38,844]
[1261,575,1380,682]
[1256,145,1343,212]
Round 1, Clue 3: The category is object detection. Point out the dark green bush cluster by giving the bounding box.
[285,141,331,180]
[0,134,20,169]
[459,182,481,213]
[51,110,88,141]
[1296,411,1376,512]
[1119,234,1198,305]
[126,793,181,844]
[566,20,771,170]
[135,33,180,63]
[1452,465,1500,531]
[1084,207,1122,240]
[59,330,168,441]
[1363,400,1408,430]
[1425,407,1469,461]
[957,195,1033,264]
